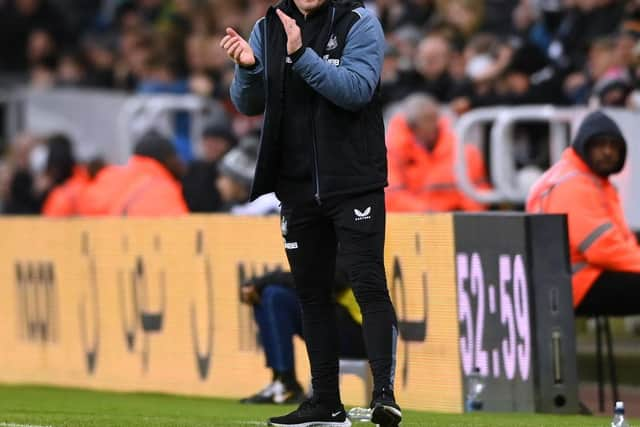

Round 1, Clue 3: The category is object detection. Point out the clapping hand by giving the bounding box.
[220,27,256,68]
[276,9,303,55]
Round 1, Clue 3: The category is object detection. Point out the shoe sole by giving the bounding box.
[268,421,351,427]
[371,404,402,427]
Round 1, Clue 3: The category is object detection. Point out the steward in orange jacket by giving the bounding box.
[76,164,128,216]
[77,132,188,217]
[42,134,89,217]
[42,166,89,216]
[385,95,488,212]
[527,111,640,314]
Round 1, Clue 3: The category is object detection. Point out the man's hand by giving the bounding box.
[276,9,302,55]
[220,27,256,68]
[240,284,261,305]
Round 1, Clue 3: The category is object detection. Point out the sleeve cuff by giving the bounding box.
[290,47,306,63]
[239,56,260,71]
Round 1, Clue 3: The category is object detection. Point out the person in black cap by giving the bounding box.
[182,124,237,212]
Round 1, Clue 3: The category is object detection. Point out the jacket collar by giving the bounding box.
[275,0,330,18]
[563,148,609,185]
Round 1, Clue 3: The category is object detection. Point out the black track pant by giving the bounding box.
[280,190,398,405]
[575,270,640,316]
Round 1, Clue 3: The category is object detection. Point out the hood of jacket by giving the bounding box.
[572,110,627,176]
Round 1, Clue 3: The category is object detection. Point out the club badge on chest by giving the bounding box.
[324,34,340,66]
[323,55,340,67]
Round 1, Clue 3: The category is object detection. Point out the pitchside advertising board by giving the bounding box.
[0,214,577,413]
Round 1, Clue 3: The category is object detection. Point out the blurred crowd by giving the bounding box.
[2,0,640,217]
[0,126,279,216]
[2,0,640,109]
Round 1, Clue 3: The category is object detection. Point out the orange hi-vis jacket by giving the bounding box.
[77,156,188,217]
[76,164,128,216]
[42,166,90,217]
[385,115,488,212]
[527,148,640,307]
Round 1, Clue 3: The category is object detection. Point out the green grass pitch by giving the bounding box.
[0,384,616,426]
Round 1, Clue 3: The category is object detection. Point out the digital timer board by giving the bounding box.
[454,213,579,413]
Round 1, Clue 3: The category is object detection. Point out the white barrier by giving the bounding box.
[454,106,640,230]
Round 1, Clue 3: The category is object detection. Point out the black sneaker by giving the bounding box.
[240,380,306,404]
[268,397,351,427]
[370,388,402,427]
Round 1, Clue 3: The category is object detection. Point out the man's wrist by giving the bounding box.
[289,46,305,63]
[239,56,258,70]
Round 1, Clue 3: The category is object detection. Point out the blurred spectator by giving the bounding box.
[78,131,188,216]
[548,0,624,69]
[76,162,126,216]
[29,57,58,89]
[0,0,68,73]
[379,44,403,107]
[82,33,118,88]
[182,123,236,213]
[2,133,48,214]
[434,0,484,41]
[527,111,640,315]
[385,94,488,212]
[378,0,436,32]
[48,0,101,39]
[592,68,634,107]
[379,26,423,107]
[138,51,193,162]
[565,36,619,104]
[238,268,306,405]
[500,43,567,104]
[27,29,58,67]
[480,0,518,36]
[56,50,88,87]
[41,133,89,216]
[239,260,366,405]
[216,134,279,216]
[186,32,233,100]
[452,40,571,112]
[113,130,188,216]
[513,0,562,54]
[401,34,456,102]
[448,33,508,113]
[388,26,423,71]
[0,161,11,213]
[115,29,153,90]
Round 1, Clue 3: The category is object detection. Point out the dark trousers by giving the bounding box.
[253,285,367,373]
[281,190,398,404]
[575,270,640,316]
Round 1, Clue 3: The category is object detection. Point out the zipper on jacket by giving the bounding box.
[311,111,321,205]
[310,6,336,206]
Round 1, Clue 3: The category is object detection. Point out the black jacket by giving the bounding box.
[230,0,388,203]
[182,161,223,212]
